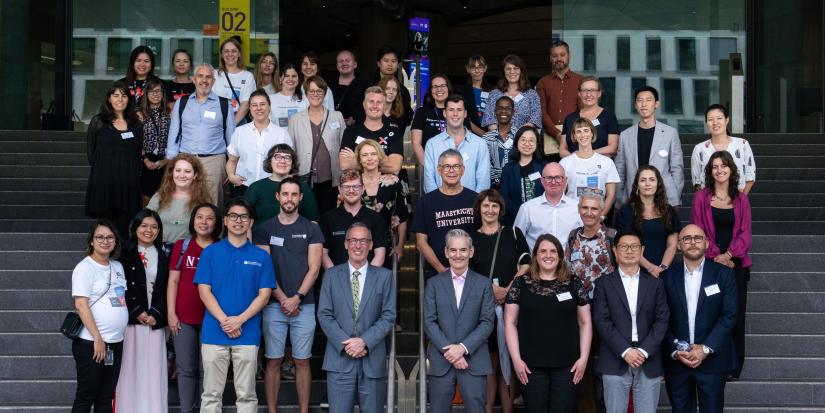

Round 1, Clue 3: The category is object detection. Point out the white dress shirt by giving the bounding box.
[348,262,368,303]
[226,121,294,184]
[514,194,582,251]
[684,259,705,344]
[619,267,648,358]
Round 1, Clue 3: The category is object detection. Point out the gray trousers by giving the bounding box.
[326,364,386,413]
[602,367,662,413]
[172,323,203,413]
[428,368,486,413]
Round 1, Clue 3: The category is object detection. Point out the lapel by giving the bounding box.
[444,273,459,318]
[457,272,474,315]
[636,273,650,316]
[696,263,716,315]
[610,272,630,313]
[649,121,665,164]
[628,124,639,170]
[356,267,377,321]
[673,266,689,317]
[342,266,356,319]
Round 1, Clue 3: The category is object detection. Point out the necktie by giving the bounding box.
[351,270,361,318]
[139,251,148,268]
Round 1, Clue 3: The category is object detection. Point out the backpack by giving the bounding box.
[175,95,230,145]
[174,238,192,270]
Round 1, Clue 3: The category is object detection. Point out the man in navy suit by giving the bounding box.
[593,231,669,413]
[661,224,738,413]
[424,228,495,412]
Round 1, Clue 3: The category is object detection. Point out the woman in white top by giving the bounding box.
[212,38,256,125]
[299,51,335,110]
[691,103,756,193]
[559,117,620,218]
[71,220,129,412]
[269,64,309,128]
[147,153,213,249]
[117,209,170,413]
[288,75,345,214]
[254,52,280,95]
[226,89,294,198]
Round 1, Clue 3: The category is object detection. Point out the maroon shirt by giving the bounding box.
[536,70,583,139]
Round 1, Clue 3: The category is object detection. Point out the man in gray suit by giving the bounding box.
[614,86,684,207]
[424,229,496,412]
[317,222,396,413]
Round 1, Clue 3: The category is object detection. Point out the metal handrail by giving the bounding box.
[386,235,398,412]
[418,251,427,413]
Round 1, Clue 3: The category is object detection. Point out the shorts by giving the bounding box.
[262,302,316,359]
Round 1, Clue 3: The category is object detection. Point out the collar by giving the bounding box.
[437,128,478,143]
[541,194,574,207]
[554,70,575,80]
[336,203,365,218]
[348,261,368,276]
[619,266,641,279]
[684,258,706,276]
[450,268,469,280]
[220,238,252,251]
[577,224,606,240]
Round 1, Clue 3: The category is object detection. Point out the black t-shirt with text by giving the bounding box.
[341,121,404,156]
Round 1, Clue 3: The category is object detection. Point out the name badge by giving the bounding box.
[557,291,573,302]
[355,136,366,145]
[120,132,134,139]
[591,118,601,127]
[462,152,470,161]
[513,93,524,103]
[528,171,541,181]
[658,149,669,158]
[571,251,583,261]
[704,284,721,296]
[269,236,284,247]
[492,277,500,286]
[330,121,341,130]
[203,110,217,119]
[480,91,489,99]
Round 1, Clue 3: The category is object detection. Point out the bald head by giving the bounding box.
[678,224,708,261]
[679,224,706,238]
[541,162,567,200]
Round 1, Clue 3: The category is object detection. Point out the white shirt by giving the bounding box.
[71,257,129,343]
[301,85,335,111]
[559,152,621,200]
[226,121,294,184]
[619,267,641,342]
[348,262,368,303]
[137,245,158,300]
[212,69,256,105]
[684,259,705,343]
[514,194,582,251]
[691,137,756,191]
[269,92,309,128]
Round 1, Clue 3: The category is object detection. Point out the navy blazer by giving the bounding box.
[661,259,737,374]
[424,269,495,377]
[499,159,545,225]
[123,245,169,329]
[592,269,670,378]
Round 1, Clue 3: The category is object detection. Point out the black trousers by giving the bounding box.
[71,338,123,413]
[523,366,577,413]
[731,259,750,378]
[665,370,726,413]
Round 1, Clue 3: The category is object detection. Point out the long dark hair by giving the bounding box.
[188,203,222,240]
[125,45,156,83]
[137,77,170,120]
[83,219,122,258]
[629,165,673,232]
[97,81,139,125]
[496,54,531,92]
[704,151,740,201]
[125,209,164,258]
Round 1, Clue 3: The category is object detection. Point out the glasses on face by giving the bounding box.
[346,238,371,245]
[616,244,642,252]
[226,213,251,222]
[307,89,325,96]
[579,88,600,95]
[541,175,564,183]
[680,235,706,244]
[340,184,363,192]
[439,164,463,171]
[431,84,449,90]
[94,235,116,243]
[272,154,292,161]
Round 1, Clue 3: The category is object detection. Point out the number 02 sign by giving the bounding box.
[219,0,251,67]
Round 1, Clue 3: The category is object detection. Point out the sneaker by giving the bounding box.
[281,360,296,380]
[513,395,525,406]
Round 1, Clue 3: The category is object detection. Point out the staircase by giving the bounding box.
[0,130,824,411]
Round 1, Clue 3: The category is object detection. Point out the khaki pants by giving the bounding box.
[201,344,258,413]
[543,131,561,156]
[197,154,227,207]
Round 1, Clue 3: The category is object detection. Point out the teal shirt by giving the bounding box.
[244,177,320,224]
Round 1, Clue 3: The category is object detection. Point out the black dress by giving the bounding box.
[84,116,143,218]
[361,174,411,249]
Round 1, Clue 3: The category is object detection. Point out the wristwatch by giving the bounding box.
[296,292,306,301]
[701,345,712,355]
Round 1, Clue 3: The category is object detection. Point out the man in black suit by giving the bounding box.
[593,231,669,413]
[661,224,738,413]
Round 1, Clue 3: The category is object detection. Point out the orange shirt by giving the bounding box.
[536,70,582,138]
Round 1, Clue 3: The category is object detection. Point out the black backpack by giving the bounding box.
[174,95,230,145]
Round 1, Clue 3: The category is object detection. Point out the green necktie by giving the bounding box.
[351,270,361,317]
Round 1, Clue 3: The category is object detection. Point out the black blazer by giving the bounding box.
[661,259,737,374]
[123,246,170,329]
[592,269,669,377]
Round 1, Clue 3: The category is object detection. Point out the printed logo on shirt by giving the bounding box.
[185,255,199,269]
[434,208,475,228]
[291,234,307,239]
[243,260,262,267]
[332,230,347,237]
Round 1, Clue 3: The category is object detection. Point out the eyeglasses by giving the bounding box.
[680,235,706,244]
[431,84,449,90]
[439,164,463,171]
[307,89,325,96]
[541,175,564,183]
[346,238,372,245]
[272,154,292,161]
[615,244,642,252]
[340,184,363,192]
[579,88,600,95]
[226,213,251,222]
[94,235,116,243]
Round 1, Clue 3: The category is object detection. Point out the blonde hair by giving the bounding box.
[254,52,280,92]
[355,140,387,172]
[378,77,404,120]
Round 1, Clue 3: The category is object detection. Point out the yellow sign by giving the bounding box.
[219,0,251,68]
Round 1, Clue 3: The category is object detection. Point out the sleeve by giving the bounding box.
[591,276,630,356]
[514,227,531,265]
[360,270,397,349]
[527,91,542,127]
[513,202,530,239]
[574,277,591,305]
[85,116,101,165]
[340,127,356,151]
[224,101,237,143]
[166,100,182,159]
[423,142,438,193]
[258,252,277,289]
[316,271,349,352]
[411,107,426,131]
[606,158,621,184]
[319,213,332,249]
[423,278,452,349]
[741,139,756,183]
[309,221,325,244]
[474,142,491,192]
[168,240,184,271]
[71,260,93,298]
[703,266,738,352]
[500,164,520,222]
[505,275,523,304]
[460,281,495,353]
[690,191,708,230]
[226,127,242,156]
[323,90,335,111]
[690,143,705,187]
[481,90,499,127]
[613,132,627,205]
[239,72,256,102]
[669,131,684,198]
[243,181,260,207]
[371,213,388,250]
[394,181,412,223]
[146,193,160,211]
[727,194,752,259]
[387,126,404,155]
[561,113,571,138]
[409,197,427,234]
[669,206,683,234]
[298,181,321,221]
[192,246,213,285]
[605,110,619,134]
[536,77,554,132]
[639,278,669,358]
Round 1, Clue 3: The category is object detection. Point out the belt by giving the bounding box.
[194,153,222,158]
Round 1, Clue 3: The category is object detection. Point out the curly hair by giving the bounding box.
[704,151,740,201]
[629,165,673,233]
[155,154,212,211]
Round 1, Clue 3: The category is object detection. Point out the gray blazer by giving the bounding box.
[288,108,345,185]
[317,263,396,378]
[614,121,684,206]
[424,269,495,377]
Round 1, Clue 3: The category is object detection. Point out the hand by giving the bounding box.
[92,337,106,364]
[339,147,355,162]
[343,337,367,358]
[452,356,468,370]
[623,348,646,369]
[713,254,735,268]
[686,345,708,368]
[137,311,150,325]
[571,356,588,384]
[492,284,508,305]
[390,244,404,261]
[648,265,662,277]
[513,358,531,385]
[227,327,242,339]
[228,174,247,186]
[220,316,245,333]
[676,350,698,368]
[390,215,401,229]
[441,344,466,364]
[168,313,181,336]
[144,315,157,327]
[281,296,301,315]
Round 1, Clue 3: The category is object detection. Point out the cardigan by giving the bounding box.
[288,109,345,186]
[499,159,546,225]
[122,244,170,329]
[690,188,752,267]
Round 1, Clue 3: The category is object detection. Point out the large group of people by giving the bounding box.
[72,38,755,413]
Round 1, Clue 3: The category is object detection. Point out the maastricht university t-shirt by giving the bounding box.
[410,187,478,275]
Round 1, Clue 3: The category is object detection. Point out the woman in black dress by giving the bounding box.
[137,78,170,204]
[117,46,159,106]
[504,234,592,413]
[469,189,530,413]
[85,81,143,238]
[356,139,410,264]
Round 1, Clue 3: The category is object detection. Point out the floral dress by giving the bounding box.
[362,174,411,248]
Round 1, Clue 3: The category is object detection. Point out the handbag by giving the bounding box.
[60,265,112,339]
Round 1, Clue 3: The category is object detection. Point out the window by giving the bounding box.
[203,38,220,67]
[107,38,133,74]
[663,78,683,114]
[72,38,96,74]
[679,120,705,133]
[646,37,661,71]
[693,79,715,114]
[709,37,738,65]
[142,38,163,62]
[617,36,630,71]
[678,38,697,72]
[601,77,616,112]
[172,39,195,56]
[583,35,596,71]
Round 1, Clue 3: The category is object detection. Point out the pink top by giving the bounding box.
[451,269,468,307]
[690,188,752,268]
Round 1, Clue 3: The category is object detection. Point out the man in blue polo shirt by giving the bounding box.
[167,63,236,205]
[195,198,275,413]
[423,94,491,193]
